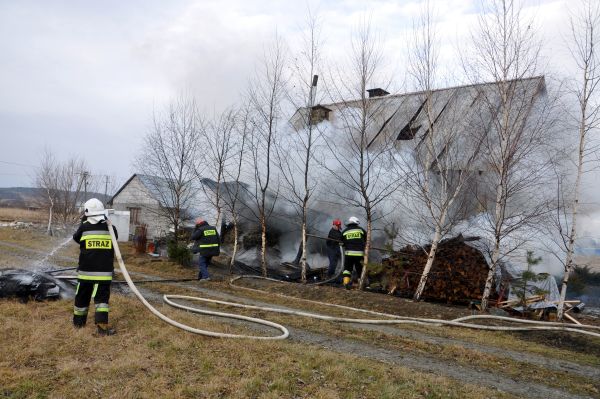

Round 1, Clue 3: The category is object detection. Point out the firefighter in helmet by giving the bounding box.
[326,219,343,278]
[191,218,220,280]
[341,216,366,289]
[72,198,118,336]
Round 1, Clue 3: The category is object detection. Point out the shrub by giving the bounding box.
[167,240,192,267]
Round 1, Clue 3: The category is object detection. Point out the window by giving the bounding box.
[397,99,426,141]
[128,207,141,225]
[397,124,421,140]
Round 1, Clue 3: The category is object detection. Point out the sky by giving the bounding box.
[0,0,583,192]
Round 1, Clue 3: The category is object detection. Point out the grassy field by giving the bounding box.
[1,223,600,398]
[0,297,515,399]
[0,207,48,223]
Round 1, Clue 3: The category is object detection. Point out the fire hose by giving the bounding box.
[103,218,600,340]
[106,218,289,339]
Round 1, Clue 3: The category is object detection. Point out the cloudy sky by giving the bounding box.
[0,0,579,191]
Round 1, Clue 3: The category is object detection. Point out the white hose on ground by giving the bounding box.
[106,218,600,340]
[227,275,600,339]
[106,218,289,340]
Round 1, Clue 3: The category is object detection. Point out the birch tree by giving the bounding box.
[466,0,559,310]
[401,2,484,300]
[34,148,59,235]
[556,0,600,320]
[277,10,323,283]
[247,34,287,276]
[323,19,399,290]
[34,148,90,229]
[222,104,251,274]
[198,107,237,231]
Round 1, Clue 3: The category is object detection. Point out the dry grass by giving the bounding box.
[0,208,48,223]
[0,297,515,399]
[152,283,600,398]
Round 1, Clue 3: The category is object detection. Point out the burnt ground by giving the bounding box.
[1,231,600,399]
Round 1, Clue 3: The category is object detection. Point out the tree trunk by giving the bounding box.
[358,216,372,290]
[46,202,54,236]
[558,105,587,320]
[300,220,307,283]
[481,182,505,310]
[482,231,502,310]
[230,219,238,276]
[215,208,222,236]
[260,214,267,277]
[414,223,443,301]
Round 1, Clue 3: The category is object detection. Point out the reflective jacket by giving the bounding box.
[341,223,366,257]
[72,219,118,281]
[191,222,221,257]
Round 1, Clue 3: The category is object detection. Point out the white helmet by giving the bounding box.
[347,216,360,225]
[84,198,105,217]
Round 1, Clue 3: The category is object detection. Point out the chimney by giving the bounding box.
[367,88,390,98]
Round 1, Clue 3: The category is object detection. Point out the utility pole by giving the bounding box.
[79,171,89,200]
[84,171,89,199]
[104,175,109,199]
[76,171,89,200]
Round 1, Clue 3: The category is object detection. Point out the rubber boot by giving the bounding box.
[96,323,116,336]
[73,315,87,328]
[343,276,352,290]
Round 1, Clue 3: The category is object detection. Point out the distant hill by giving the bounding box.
[0,187,109,208]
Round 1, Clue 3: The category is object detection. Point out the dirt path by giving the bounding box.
[289,328,593,399]
[345,322,600,379]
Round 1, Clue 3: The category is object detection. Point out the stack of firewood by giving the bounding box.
[380,235,491,304]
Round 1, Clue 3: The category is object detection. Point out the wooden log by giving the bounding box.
[563,313,582,325]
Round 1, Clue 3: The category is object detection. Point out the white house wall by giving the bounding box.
[111,175,168,239]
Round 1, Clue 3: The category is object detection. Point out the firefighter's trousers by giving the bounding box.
[343,256,363,280]
[73,280,111,326]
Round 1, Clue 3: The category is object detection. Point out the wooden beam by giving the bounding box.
[563,313,582,325]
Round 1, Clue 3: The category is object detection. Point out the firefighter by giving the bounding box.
[191,218,220,281]
[341,216,366,289]
[326,219,343,278]
[72,198,118,336]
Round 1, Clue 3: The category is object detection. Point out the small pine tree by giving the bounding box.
[512,251,547,313]
[383,222,399,252]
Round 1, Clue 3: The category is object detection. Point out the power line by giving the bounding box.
[0,160,37,168]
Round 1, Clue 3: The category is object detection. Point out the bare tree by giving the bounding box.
[400,2,485,300]
[34,147,59,235]
[135,96,202,244]
[555,1,600,320]
[323,19,399,290]
[34,148,90,230]
[466,0,560,310]
[222,104,251,274]
[55,157,87,226]
[277,9,323,283]
[247,34,288,276]
[198,107,238,230]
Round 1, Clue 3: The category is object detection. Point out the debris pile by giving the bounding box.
[0,268,74,301]
[380,235,490,304]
